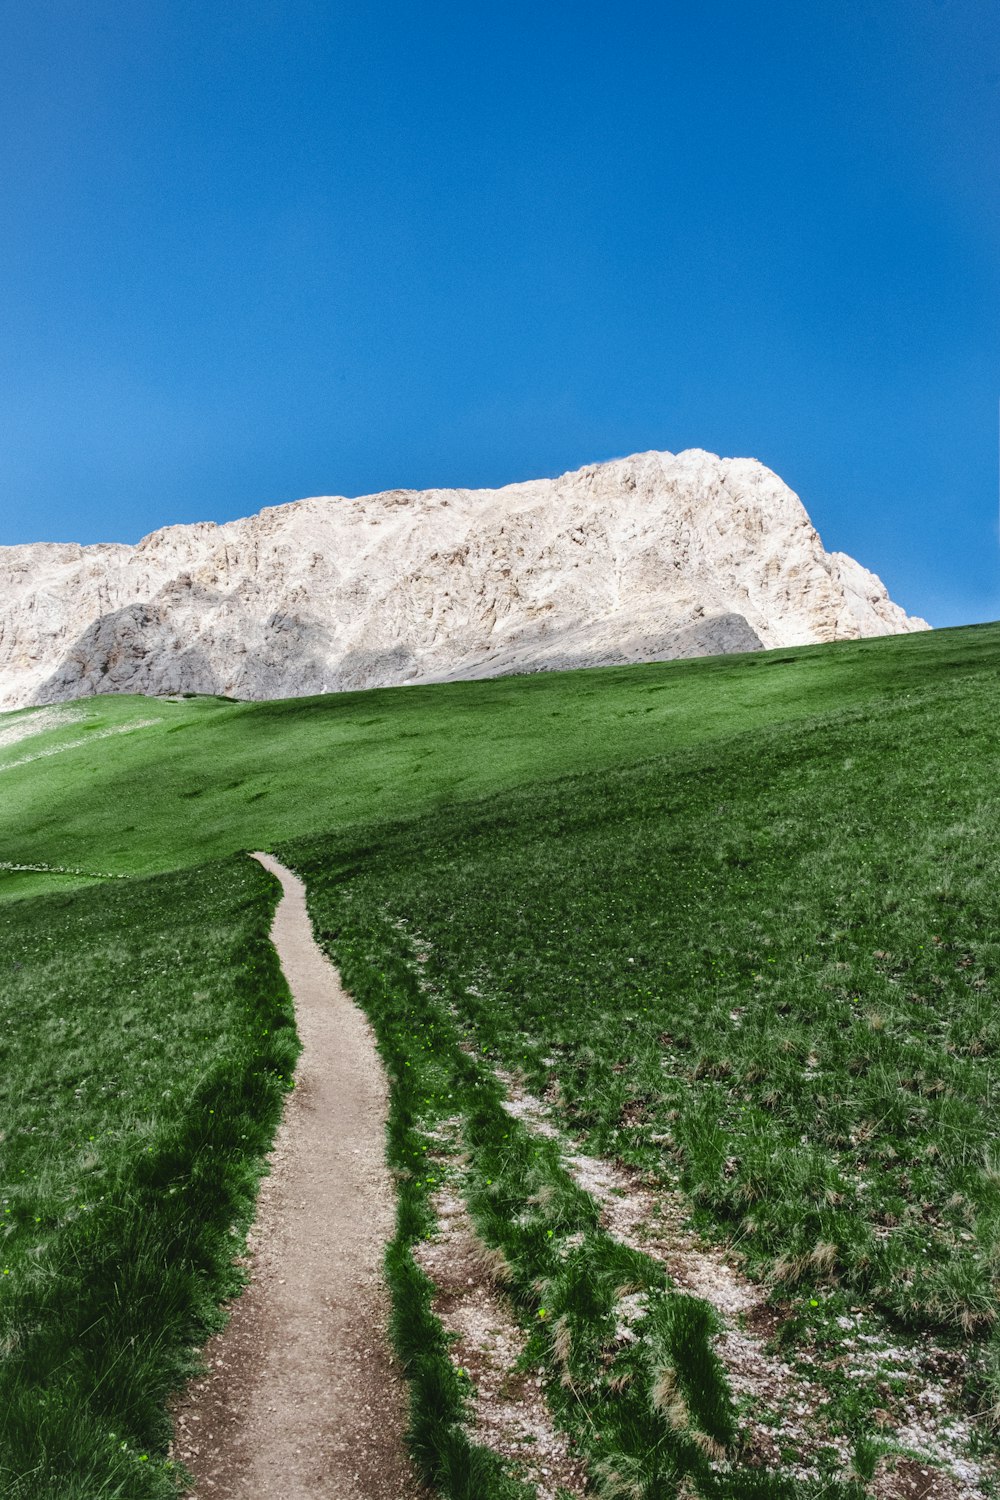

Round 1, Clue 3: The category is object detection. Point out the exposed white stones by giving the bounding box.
[492,1068,993,1495]
[414,1181,589,1499]
[0,703,84,747]
[0,716,161,771]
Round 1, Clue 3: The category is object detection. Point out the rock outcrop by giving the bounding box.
[0,449,928,710]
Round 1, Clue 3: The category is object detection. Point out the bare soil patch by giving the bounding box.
[414,1175,589,1500]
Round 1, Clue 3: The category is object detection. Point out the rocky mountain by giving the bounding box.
[0,449,928,711]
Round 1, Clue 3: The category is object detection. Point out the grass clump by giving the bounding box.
[647,1295,735,1456]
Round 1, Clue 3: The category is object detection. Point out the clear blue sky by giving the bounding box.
[1,1,997,627]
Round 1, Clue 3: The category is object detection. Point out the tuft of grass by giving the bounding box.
[645,1294,735,1452]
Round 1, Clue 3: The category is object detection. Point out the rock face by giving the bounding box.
[0,449,928,710]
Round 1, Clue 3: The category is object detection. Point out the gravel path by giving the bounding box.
[172,852,421,1500]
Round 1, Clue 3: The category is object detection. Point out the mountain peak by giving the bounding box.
[0,450,928,710]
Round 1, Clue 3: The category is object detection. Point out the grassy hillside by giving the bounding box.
[0,861,298,1498]
[2,625,989,889]
[2,622,999,1496]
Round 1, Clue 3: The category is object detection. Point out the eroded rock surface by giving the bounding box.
[0,449,928,709]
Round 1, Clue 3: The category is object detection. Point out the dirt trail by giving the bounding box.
[172,852,420,1500]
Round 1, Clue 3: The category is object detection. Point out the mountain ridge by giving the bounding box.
[0,448,928,710]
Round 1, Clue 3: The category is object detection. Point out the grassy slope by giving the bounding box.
[0,860,298,1498]
[2,621,999,1495]
[2,625,986,887]
[285,652,1000,1492]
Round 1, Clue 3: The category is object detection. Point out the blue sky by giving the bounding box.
[1,1,997,627]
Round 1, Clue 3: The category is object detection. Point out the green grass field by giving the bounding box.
[2,623,1000,1497]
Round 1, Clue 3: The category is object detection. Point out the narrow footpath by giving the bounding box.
[172,852,421,1500]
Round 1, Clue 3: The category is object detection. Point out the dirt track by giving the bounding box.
[172,852,420,1499]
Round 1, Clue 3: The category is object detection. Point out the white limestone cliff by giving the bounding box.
[0,449,928,710]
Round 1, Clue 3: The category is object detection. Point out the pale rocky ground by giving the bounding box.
[0,449,928,710]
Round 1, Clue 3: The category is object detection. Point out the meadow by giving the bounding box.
[2,622,999,1496]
